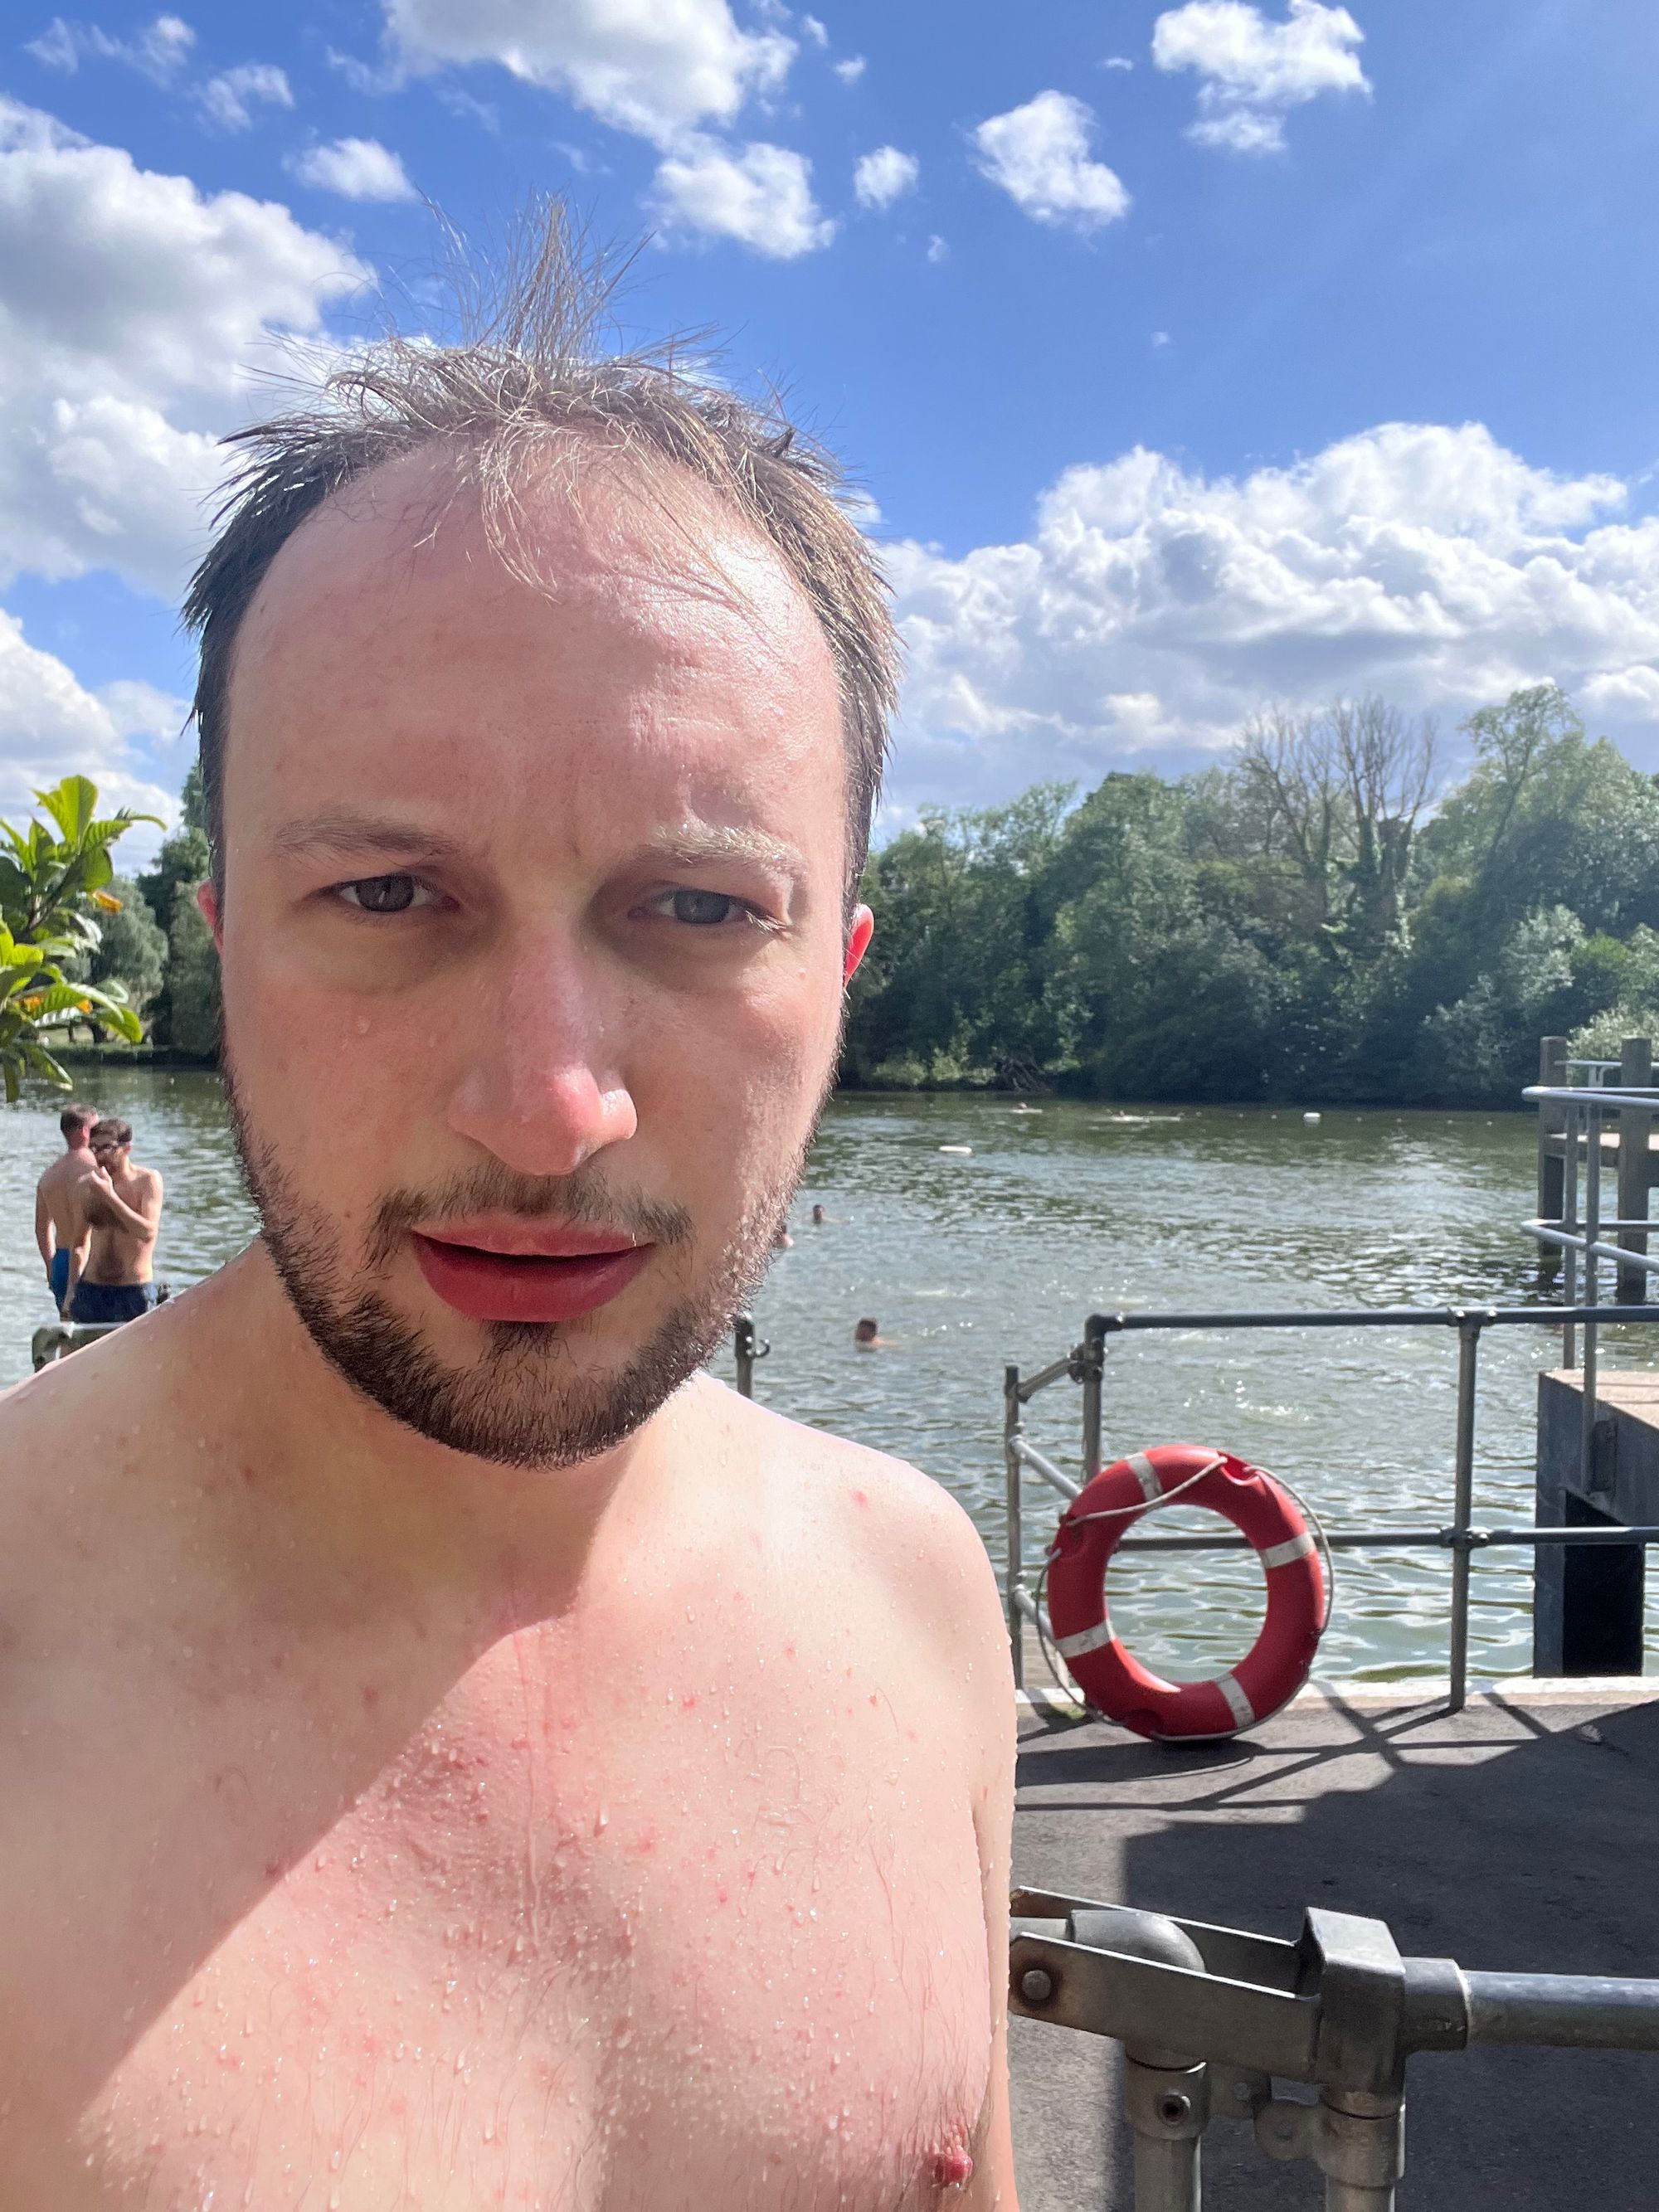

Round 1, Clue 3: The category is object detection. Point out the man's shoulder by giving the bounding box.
[717,1386,1005,1661]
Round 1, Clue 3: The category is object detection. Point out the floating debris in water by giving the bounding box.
[937,1144,972,1155]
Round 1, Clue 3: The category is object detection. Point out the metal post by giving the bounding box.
[1581,1105,1603,1497]
[734,1313,757,1398]
[1004,1363,1025,1691]
[1447,1315,1483,1714]
[1561,1099,1579,1370]
[1080,1312,1109,1481]
[1617,1037,1652,1303]
[1536,1034,1567,1285]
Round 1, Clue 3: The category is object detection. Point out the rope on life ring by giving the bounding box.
[1042,1444,1331,1741]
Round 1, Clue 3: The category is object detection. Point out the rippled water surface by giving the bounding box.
[6,1074,1651,1680]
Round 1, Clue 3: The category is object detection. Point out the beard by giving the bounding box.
[221,1061,804,1469]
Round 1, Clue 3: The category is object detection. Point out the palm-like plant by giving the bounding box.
[0,775,163,1101]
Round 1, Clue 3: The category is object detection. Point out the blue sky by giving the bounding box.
[2,0,1657,864]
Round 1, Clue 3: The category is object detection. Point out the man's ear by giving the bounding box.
[196,878,223,950]
[843,903,874,985]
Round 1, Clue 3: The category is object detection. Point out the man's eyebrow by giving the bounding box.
[638,826,806,875]
[270,810,467,867]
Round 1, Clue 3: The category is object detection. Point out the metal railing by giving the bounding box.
[1010,1891,1659,2210]
[1004,1303,1659,1714]
[1523,1077,1659,1493]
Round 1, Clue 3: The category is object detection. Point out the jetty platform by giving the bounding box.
[1009,1678,1659,2210]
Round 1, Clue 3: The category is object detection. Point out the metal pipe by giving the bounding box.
[1562,1097,1580,1369]
[1464,1971,1659,2050]
[1111,1525,1659,1552]
[1011,1435,1082,1500]
[1080,1311,1108,1480]
[1524,1084,1659,1102]
[1135,2129,1201,2212]
[1003,1363,1024,1691]
[1017,1350,1082,1402]
[1583,1102,1603,1493]
[1087,1305,1659,1333]
[1447,1318,1483,1714]
[732,1312,767,1398]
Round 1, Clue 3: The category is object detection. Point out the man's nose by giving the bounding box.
[445,929,639,1179]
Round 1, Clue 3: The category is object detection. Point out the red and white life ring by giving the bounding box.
[1046,1443,1327,1741]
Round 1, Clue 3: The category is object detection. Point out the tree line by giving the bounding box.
[30,680,1659,1108]
[844,685,1659,1106]
[71,760,221,1057]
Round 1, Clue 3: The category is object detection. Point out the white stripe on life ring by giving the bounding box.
[1259,1530,1316,1569]
[1214,1671,1255,1729]
[1056,1619,1118,1659]
[1126,1451,1161,1500]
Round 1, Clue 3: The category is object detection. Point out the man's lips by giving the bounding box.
[410,1230,652,1324]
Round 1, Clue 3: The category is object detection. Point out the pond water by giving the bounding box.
[6,1072,1651,1680]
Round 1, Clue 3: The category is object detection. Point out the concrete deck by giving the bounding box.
[1009,1683,1659,2210]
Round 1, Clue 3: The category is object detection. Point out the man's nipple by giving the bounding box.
[931,2148,974,2190]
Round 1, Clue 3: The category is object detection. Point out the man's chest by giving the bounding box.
[77,1665,993,2210]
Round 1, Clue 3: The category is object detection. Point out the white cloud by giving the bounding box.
[883,421,1659,809]
[289,136,417,202]
[0,607,178,853]
[649,136,834,258]
[197,61,293,132]
[380,0,794,147]
[832,55,865,83]
[1152,0,1367,155]
[853,145,917,211]
[1151,328,1171,345]
[1102,55,1135,70]
[0,95,369,597]
[25,12,193,82]
[800,13,827,46]
[971,90,1129,233]
[926,233,948,264]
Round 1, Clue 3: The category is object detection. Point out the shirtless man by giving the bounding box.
[33,1101,100,1314]
[65,1116,164,1325]
[0,230,1018,2211]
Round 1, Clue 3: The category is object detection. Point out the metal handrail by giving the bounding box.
[1002,1302,1659,1714]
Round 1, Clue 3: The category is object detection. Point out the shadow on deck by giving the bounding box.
[1010,1685,1659,2210]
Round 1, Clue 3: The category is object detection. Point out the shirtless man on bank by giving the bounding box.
[0,234,1018,2210]
[33,1101,100,1315]
[64,1115,164,1326]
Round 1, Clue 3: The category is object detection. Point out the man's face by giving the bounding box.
[207,449,868,1466]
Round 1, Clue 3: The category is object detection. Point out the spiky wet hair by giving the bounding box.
[182,208,898,904]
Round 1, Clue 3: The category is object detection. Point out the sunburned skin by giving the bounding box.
[0,1308,1009,2210]
[0,445,1019,2208]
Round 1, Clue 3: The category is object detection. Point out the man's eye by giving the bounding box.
[657,888,749,927]
[335,874,431,915]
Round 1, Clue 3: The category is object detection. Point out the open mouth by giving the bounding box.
[410,1233,652,1325]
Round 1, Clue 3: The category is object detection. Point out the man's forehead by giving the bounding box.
[236,444,829,682]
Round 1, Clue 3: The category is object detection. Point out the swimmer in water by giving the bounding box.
[811,1203,828,1225]
[854,1316,886,1349]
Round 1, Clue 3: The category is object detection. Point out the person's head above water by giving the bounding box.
[854,1317,879,1344]
[59,1103,97,1149]
[183,209,897,1471]
[90,1117,134,1165]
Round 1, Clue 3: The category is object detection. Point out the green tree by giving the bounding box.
[0,776,155,1099]
[80,871,169,1019]
[166,879,221,1057]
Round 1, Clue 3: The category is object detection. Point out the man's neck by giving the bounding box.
[209,1243,667,1651]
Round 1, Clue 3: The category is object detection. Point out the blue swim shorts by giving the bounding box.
[49,1249,70,1309]
[69,1281,158,1326]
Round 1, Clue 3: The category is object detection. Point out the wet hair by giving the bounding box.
[854,1316,879,1342]
[91,1117,133,1149]
[60,1103,97,1139]
[182,207,898,910]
